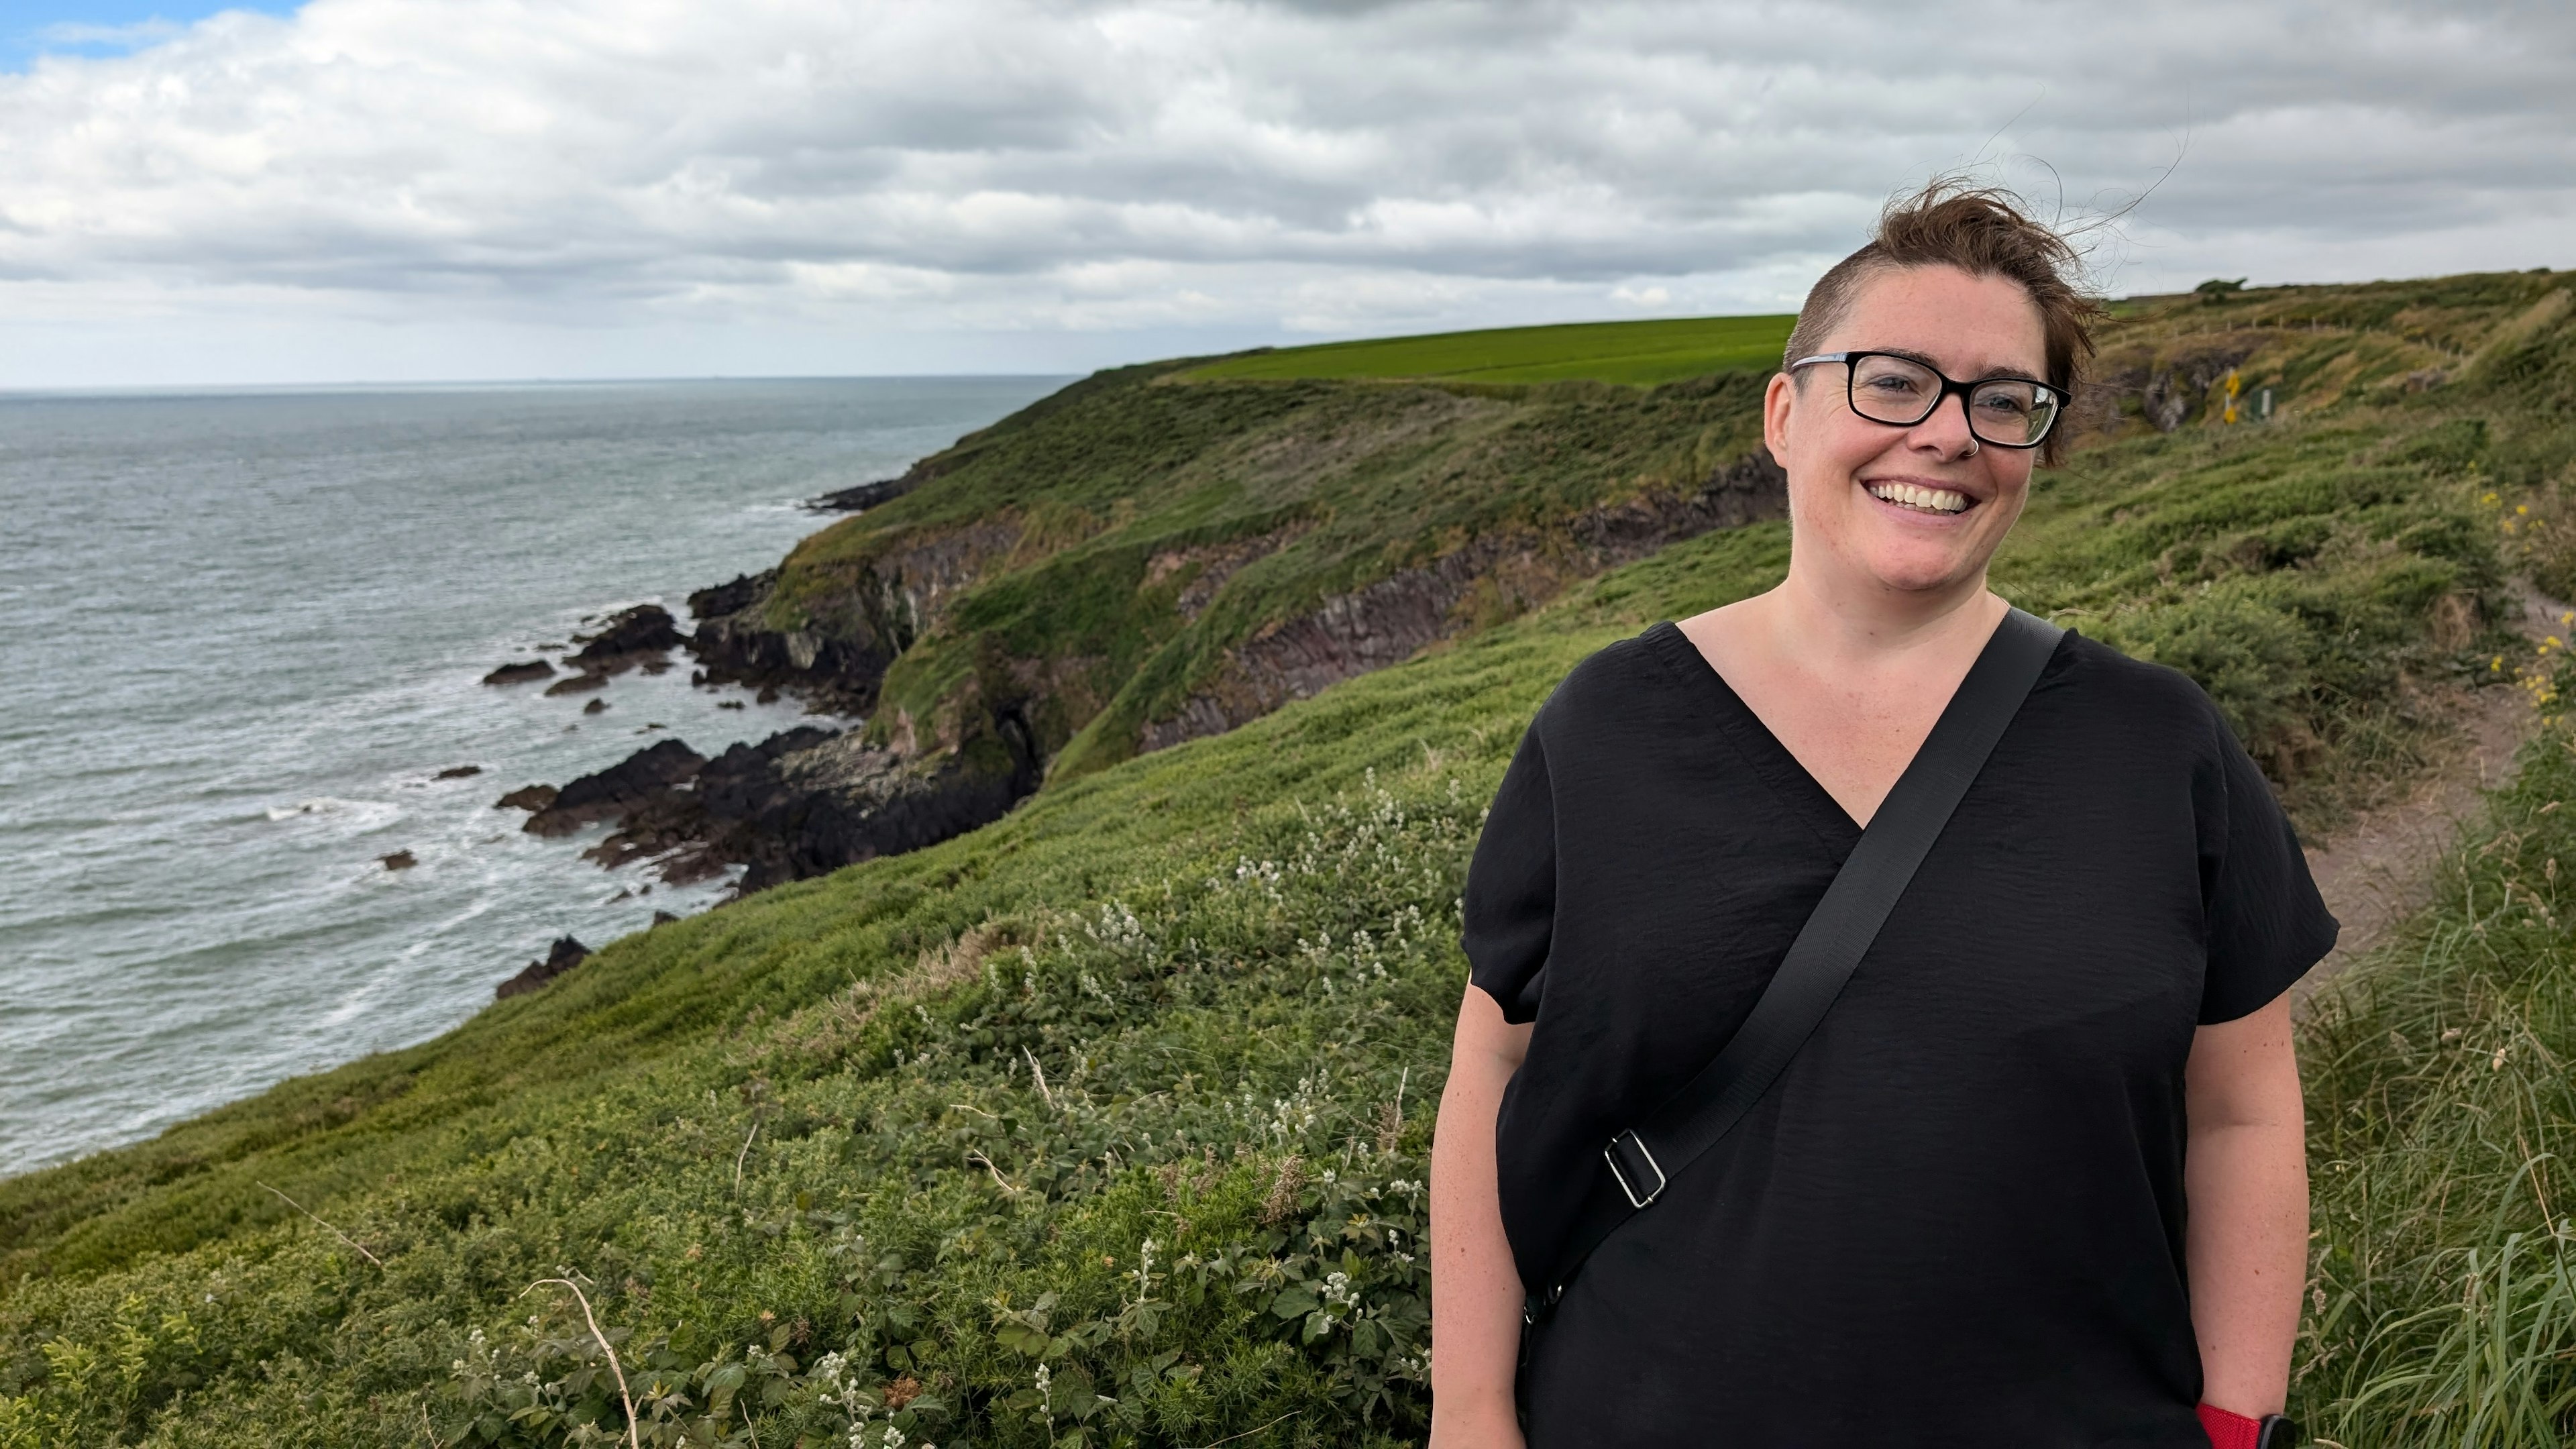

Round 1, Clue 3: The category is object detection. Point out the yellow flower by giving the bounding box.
[2494,656,2507,672]
[2519,504,2532,515]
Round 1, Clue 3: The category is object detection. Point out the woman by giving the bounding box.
[1428,184,2330,1448]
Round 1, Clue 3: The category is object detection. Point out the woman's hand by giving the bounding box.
[2182,994,2307,1417]
[1429,983,1534,1446]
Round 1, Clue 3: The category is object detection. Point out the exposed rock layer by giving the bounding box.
[1140,447,1787,752]
[495,935,590,999]
[506,720,1040,896]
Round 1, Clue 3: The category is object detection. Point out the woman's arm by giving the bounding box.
[1430,983,1535,1447]
[2182,993,2308,1417]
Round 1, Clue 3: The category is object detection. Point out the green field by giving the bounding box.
[1178,313,1798,387]
[6,272,2576,1447]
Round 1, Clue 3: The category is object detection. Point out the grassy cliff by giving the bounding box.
[6,269,2576,1447]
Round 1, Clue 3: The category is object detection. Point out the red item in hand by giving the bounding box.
[2196,1403,2263,1449]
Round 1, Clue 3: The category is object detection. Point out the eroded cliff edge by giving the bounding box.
[513,362,1796,891]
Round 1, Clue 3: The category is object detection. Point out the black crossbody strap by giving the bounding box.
[1524,606,2064,1326]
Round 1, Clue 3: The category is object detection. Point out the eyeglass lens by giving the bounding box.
[1848,354,2059,447]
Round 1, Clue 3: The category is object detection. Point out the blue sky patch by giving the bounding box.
[0,1,295,69]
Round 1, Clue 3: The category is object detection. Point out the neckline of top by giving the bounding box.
[1635,614,2078,849]
[1638,619,1868,851]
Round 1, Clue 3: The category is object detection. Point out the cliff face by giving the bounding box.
[1126,445,1786,755]
[668,365,1782,871]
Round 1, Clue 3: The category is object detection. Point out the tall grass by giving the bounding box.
[2298,710,2576,1445]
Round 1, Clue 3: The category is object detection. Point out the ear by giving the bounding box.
[1763,370,1797,460]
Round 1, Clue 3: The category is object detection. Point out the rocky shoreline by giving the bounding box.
[470,561,1038,994]
[472,435,1792,997]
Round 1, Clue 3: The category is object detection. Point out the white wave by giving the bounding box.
[263,796,405,833]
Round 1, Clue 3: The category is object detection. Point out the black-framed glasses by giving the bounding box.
[1787,350,2068,449]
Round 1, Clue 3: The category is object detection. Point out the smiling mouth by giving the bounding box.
[1864,480,1972,516]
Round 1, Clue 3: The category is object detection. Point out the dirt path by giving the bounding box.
[2297,585,2567,996]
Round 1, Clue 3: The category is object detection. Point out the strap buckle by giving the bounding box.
[1602,1129,1666,1208]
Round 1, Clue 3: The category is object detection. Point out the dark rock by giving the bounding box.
[805,476,914,513]
[687,570,774,623]
[495,934,590,999]
[583,698,608,714]
[651,910,680,927]
[495,784,559,812]
[799,449,961,514]
[379,850,417,871]
[572,604,684,665]
[433,764,484,780]
[482,659,555,686]
[515,607,686,699]
[592,723,1038,893]
[718,700,746,710]
[523,738,708,837]
[578,726,837,873]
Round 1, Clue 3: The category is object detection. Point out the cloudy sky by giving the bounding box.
[1,0,2570,386]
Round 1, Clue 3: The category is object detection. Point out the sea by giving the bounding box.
[0,376,1065,1177]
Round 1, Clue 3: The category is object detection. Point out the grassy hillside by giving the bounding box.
[6,268,2576,1447]
[1177,314,1797,386]
[732,361,1778,798]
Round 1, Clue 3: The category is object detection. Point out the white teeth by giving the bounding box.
[1866,481,1970,515]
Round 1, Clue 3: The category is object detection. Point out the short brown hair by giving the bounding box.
[1784,179,2104,464]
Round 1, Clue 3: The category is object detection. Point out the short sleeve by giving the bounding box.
[2197,713,2340,1023]
[1462,718,1556,1024]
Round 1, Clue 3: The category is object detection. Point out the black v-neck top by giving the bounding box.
[1462,620,2336,1447]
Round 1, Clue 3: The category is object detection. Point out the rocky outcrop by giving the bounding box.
[578,727,839,875]
[508,720,1042,895]
[807,477,912,513]
[496,935,590,999]
[494,784,558,813]
[482,659,554,686]
[572,604,684,667]
[686,521,1026,712]
[522,739,706,837]
[525,604,684,696]
[1137,447,1788,753]
[2076,333,2270,437]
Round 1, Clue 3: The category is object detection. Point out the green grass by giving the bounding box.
[1179,314,1797,387]
[2298,673,2576,1445]
[5,269,2575,1447]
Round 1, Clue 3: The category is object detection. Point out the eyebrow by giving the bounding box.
[1870,346,2045,384]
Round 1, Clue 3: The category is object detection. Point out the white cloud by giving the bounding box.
[1,0,2571,384]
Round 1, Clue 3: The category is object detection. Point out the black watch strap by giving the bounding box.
[2255,1413,2300,1449]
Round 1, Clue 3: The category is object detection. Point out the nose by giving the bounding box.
[1907,390,1980,461]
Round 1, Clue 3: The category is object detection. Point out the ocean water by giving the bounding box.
[0,377,1063,1177]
